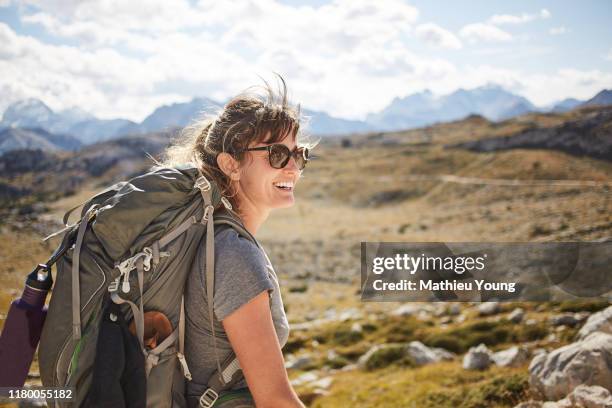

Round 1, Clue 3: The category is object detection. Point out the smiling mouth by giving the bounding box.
[273,181,294,191]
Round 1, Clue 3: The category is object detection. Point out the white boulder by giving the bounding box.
[529,332,612,401]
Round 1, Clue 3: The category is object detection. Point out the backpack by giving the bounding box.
[38,165,251,407]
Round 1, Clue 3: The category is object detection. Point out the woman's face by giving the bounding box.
[235,133,302,213]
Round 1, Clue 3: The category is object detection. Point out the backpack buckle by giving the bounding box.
[195,176,211,192]
[198,388,219,408]
[202,205,214,223]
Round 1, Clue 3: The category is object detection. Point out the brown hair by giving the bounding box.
[160,76,316,212]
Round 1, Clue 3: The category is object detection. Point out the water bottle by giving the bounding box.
[0,264,53,387]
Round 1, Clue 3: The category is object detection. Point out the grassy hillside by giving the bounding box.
[0,105,610,406]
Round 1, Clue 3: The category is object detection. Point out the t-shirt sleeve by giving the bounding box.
[212,229,274,321]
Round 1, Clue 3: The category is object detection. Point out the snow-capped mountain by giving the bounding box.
[1,87,611,154]
[367,85,536,130]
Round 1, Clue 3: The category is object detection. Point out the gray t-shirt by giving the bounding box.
[184,226,290,399]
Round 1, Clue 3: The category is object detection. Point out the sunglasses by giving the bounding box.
[240,144,309,170]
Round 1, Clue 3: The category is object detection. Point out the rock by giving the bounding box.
[513,402,543,408]
[549,313,583,327]
[391,304,421,317]
[350,322,362,333]
[340,363,357,371]
[339,308,361,321]
[562,384,612,408]
[529,332,612,400]
[310,376,333,390]
[406,341,454,366]
[448,303,461,316]
[290,372,318,386]
[492,346,530,367]
[509,307,525,323]
[577,305,612,340]
[285,355,313,370]
[515,385,612,408]
[357,344,405,370]
[478,302,500,316]
[463,343,492,370]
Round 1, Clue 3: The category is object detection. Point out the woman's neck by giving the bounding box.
[236,201,269,236]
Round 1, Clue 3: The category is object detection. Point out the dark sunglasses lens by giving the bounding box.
[295,147,308,170]
[269,144,290,168]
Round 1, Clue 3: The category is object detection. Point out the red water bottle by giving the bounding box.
[0,264,53,387]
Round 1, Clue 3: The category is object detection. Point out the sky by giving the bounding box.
[1,0,611,122]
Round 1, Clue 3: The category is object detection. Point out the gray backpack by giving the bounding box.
[38,165,250,407]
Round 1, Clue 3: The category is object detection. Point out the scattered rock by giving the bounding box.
[509,307,525,323]
[357,343,406,370]
[391,304,421,317]
[560,384,612,408]
[492,346,530,368]
[310,376,333,391]
[291,372,318,386]
[285,355,314,370]
[447,303,462,316]
[339,308,362,321]
[440,316,453,324]
[529,332,612,400]
[350,322,362,333]
[463,343,492,370]
[513,401,543,408]
[406,341,454,366]
[577,305,612,340]
[549,313,584,327]
[478,302,500,316]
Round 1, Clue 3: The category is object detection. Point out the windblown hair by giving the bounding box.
[160,75,315,212]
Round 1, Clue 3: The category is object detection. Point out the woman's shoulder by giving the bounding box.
[214,227,267,269]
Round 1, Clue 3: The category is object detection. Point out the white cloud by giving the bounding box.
[549,26,568,35]
[459,23,512,43]
[415,23,462,50]
[0,0,12,7]
[2,1,611,122]
[489,9,551,25]
[1,0,428,120]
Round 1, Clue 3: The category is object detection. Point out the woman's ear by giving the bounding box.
[217,152,240,180]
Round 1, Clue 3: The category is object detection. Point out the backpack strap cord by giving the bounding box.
[109,257,146,354]
[177,295,192,380]
[72,205,99,340]
[196,173,223,376]
[144,326,178,377]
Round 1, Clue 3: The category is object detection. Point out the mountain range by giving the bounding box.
[1,87,610,155]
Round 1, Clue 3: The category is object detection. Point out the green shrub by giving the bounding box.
[559,300,609,313]
[326,355,350,369]
[284,337,307,354]
[519,323,548,342]
[289,284,309,293]
[363,346,414,371]
[332,328,364,346]
[425,335,463,354]
[420,373,529,408]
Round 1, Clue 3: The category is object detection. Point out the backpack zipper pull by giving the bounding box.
[177,352,192,380]
[121,269,131,293]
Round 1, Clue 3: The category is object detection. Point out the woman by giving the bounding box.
[162,78,313,408]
